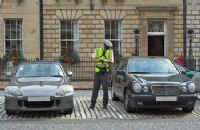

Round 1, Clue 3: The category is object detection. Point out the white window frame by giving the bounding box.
[4,19,23,54]
[59,20,79,56]
[104,20,123,54]
[147,20,167,56]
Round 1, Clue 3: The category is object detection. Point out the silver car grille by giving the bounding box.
[151,85,180,95]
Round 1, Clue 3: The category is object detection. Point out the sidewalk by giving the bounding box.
[0,81,93,90]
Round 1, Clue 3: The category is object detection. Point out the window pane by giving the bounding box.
[105,30,110,39]
[60,20,77,40]
[5,40,11,53]
[105,20,121,40]
[72,21,77,39]
[60,20,67,31]
[11,29,17,39]
[61,41,67,56]
[66,41,73,56]
[10,20,16,30]
[4,20,23,53]
[5,21,11,30]
[17,20,22,29]
[66,30,72,39]
[111,21,116,30]
[5,30,11,39]
[17,29,22,39]
[60,41,75,57]
[16,40,22,52]
[61,30,67,39]
[148,21,164,32]
[73,41,78,52]
[105,20,122,59]
[60,20,78,57]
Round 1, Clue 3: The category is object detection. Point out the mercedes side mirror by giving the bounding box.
[180,70,186,75]
[116,70,126,75]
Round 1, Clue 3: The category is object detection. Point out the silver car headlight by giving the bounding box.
[56,85,74,96]
[133,83,142,93]
[4,86,22,97]
[188,83,195,93]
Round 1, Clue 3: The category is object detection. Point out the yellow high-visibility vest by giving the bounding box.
[95,47,113,73]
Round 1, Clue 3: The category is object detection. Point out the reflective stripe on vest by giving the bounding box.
[95,47,112,73]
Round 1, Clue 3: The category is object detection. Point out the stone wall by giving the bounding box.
[0,0,183,60]
[0,0,40,59]
[187,0,200,59]
[43,0,183,60]
[173,9,184,58]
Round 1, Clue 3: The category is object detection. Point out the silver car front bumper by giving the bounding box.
[5,95,73,112]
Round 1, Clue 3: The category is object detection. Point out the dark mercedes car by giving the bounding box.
[111,57,197,113]
[4,61,74,115]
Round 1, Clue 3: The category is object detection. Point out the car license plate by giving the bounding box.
[156,96,177,102]
[28,96,50,102]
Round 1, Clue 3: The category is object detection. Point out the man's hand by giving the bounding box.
[97,58,113,64]
[99,58,107,62]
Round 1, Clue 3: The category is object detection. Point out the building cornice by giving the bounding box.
[136,6,179,11]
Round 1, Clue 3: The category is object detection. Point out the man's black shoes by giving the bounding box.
[90,104,95,109]
[103,105,107,109]
[90,105,107,109]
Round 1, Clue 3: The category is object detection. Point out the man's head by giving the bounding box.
[104,40,113,50]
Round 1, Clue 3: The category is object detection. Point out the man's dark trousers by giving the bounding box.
[91,72,110,107]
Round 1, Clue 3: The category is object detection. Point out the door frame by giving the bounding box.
[147,20,166,56]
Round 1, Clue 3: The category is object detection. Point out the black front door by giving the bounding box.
[148,36,164,56]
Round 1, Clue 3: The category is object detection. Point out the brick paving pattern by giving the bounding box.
[0,97,200,121]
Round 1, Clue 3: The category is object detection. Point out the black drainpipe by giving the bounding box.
[183,0,187,66]
[39,0,44,60]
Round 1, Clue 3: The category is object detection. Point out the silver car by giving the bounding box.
[4,61,74,115]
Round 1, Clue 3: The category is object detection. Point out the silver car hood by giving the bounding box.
[15,77,64,96]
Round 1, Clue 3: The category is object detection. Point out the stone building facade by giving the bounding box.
[0,0,183,62]
[43,0,183,61]
[187,0,200,64]
[0,0,40,59]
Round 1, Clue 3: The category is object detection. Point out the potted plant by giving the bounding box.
[2,52,25,65]
[71,51,80,65]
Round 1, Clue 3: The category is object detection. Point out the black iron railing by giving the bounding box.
[0,58,96,81]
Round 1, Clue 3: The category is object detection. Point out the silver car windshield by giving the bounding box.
[16,63,65,78]
[128,58,179,74]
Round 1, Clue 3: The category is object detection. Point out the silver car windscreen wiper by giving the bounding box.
[128,72,151,74]
[19,76,39,78]
[49,75,63,77]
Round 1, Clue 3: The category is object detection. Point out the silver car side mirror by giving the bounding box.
[67,71,73,77]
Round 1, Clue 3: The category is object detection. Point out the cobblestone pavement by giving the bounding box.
[0,96,200,121]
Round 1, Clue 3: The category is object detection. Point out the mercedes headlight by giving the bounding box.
[56,85,74,96]
[188,83,195,93]
[182,85,187,93]
[143,86,148,93]
[4,86,22,97]
[132,83,142,93]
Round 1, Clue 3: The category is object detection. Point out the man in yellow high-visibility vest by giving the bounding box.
[90,40,114,109]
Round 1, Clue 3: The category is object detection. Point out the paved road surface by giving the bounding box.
[0,90,200,130]
[0,118,200,130]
